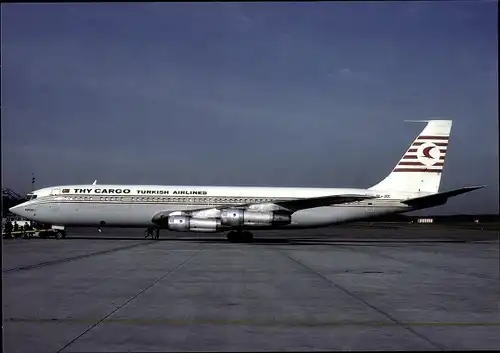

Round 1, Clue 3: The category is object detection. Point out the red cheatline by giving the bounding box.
[393,168,443,172]
[402,155,446,160]
[417,136,449,140]
[398,161,444,166]
[398,161,421,165]
[412,142,448,146]
[407,148,448,152]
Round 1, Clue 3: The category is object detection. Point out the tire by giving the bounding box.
[242,231,254,242]
[226,231,253,243]
[227,231,243,243]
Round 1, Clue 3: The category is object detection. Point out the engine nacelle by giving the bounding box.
[167,215,220,232]
[220,209,291,227]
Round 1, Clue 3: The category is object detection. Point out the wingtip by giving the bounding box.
[470,185,486,190]
[463,185,486,190]
[404,118,453,124]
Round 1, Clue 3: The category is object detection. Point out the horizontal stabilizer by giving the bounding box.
[402,186,485,207]
[275,194,376,212]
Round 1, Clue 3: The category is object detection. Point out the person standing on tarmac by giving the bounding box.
[13,223,19,238]
[24,223,33,239]
[4,221,13,238]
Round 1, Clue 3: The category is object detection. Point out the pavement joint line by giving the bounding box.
[338,245,495,281]
[6,317,500,327]
[3,241,158,274]
[56,249,201,353]
[273,247,445,351]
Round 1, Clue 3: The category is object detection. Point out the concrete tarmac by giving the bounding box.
[3,225,499,352]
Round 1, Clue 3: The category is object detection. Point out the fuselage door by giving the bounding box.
[50,188,62,212]
[365,201,375,213]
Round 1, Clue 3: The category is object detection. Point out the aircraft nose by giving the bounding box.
[9,204,24,216]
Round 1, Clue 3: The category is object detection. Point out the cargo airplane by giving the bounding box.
[9,120,483,241]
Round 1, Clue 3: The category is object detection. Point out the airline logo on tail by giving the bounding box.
[394,135,448,173]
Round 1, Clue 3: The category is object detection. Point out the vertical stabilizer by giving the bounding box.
[369,120,452,194]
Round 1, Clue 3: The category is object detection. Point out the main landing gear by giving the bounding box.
[226,230,254,243]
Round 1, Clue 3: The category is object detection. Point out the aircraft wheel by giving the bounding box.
[226,231,253,243]
[54,230,64,239]
[226,231,237,243]
[241,231,254,242]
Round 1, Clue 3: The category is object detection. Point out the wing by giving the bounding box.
[272,194,376,212]
[186,194,376,214]
[152,193,376,224]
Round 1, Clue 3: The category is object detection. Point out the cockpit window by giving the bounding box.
[26,193,37,200]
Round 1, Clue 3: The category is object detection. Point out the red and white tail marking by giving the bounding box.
[394,135,449,173]
[369,120,453,194]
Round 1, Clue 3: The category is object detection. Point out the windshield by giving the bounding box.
[26,193,38,200]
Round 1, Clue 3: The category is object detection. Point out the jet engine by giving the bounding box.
[220,209,291,227]
[168,215,220,232]
[154,209,292,233]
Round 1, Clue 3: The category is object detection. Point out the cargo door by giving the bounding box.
[50,188,61,212]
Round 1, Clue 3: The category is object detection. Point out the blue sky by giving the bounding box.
[2,2,498,214]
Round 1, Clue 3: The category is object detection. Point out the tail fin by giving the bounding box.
[369,120,452,194]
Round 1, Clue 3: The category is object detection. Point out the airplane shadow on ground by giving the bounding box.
[65,236,473,245]
[162,238,472,245]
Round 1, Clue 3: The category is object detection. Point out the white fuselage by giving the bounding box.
[10,184,415,231]
[8,120,464,235]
